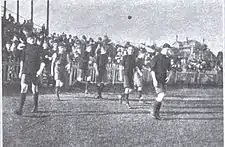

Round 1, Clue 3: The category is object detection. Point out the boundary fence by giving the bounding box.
[2,61,223,86]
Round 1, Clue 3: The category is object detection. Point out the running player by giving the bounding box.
[51,43,71,100]
[150,43,173,120]
[15,33,45,115]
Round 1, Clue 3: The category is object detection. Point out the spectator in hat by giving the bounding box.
[97,37,103,45]
[8,14,15,23]
[80,35,88,54]
[3,41,11,61]
[103,35,111,44]
[89,38,98,57]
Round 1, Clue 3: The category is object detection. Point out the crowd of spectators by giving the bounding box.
[2,13,223,80]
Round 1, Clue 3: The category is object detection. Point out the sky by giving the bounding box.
[1,0,223,54]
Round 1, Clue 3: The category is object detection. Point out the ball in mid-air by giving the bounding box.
[128,15,132,19]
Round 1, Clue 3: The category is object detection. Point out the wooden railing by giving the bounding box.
[2,61,20,83]
[2,61,223,86]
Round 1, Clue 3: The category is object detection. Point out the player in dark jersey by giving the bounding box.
[94,44,108,98]
[119,46,136,108]
[42,41,54,87]
[150,44,173,120]
[14,33,45,115]
[51,43,71,100]
[79,44,92,94]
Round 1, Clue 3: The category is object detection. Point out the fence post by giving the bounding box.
[112,66,115,85]
[174,71,178,84]
[3,62,7,82]
[17,0,19,23]
[7,62,11,81]
[3,1,6,18]
[69,66,74,86]
[31,0,33,23]
[92,67,96,84]
[197,72,200,84]
[74,65,77,83]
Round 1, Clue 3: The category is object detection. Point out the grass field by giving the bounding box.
[2,84,223,147]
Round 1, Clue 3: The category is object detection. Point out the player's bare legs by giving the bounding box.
[152,92,165,120]
[137,87,143,103]
[55,80,63,101]
[31,83,39,113]
[14,77,28,115]
[119,88,132,109]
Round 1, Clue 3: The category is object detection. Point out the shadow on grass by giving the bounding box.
[27,109,222,119]
[70,96,222,103]
[161,111,223,115]
[22,114,51,118]
[164,105,223,109]
[21,110,72,118]
[38,110,72,113]
[163,117,223,121]
[20,108,223,120]
[57,99,71,102]
[167,95,223,98]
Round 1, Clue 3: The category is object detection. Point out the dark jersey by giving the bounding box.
[21,44,44,74]
[2,48,9,62]
[42,49,52,71]
[80,39,87,54]
[55,52,69,67]
[150,53,171,84]
[79,51,90,70]
[96,54,108,69]
[122,55,136,75]
[90,43,98,57]
[136,58,145,70]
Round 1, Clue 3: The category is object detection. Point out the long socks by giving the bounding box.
[32,92,39,112]
[15,93,26,115]
[55,86,61,100]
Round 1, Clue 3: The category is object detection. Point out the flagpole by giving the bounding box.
[47,0,49,35]
[17,0,19,23]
